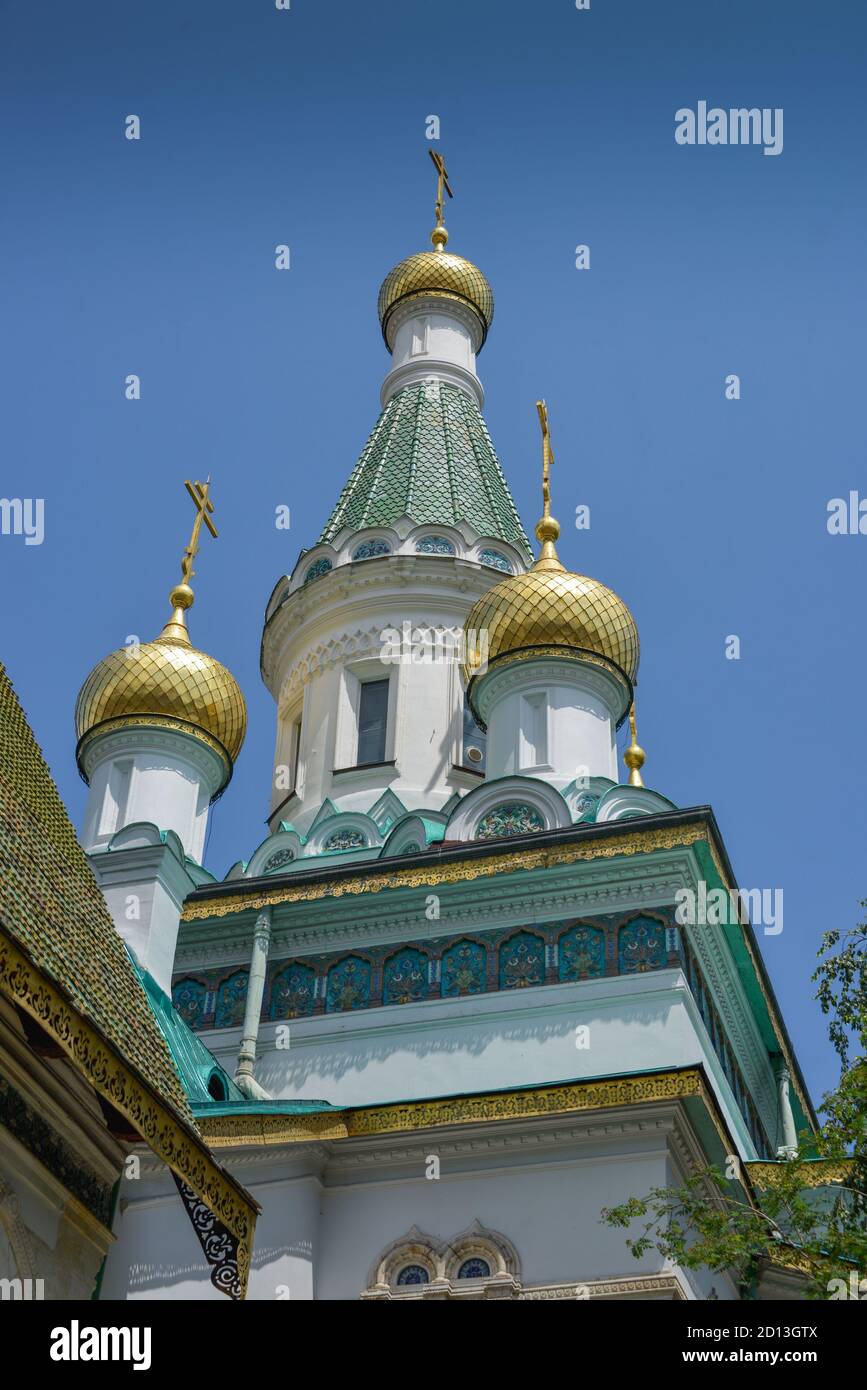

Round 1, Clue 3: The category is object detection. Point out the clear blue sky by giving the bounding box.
[2,1,864,1107]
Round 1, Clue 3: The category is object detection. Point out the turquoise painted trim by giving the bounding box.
[694,840,814,1143]
[192,1099,343,1118]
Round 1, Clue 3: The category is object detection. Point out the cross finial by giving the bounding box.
[625,703,646,787]
[180,478,218,588]
[536,400,555,520]
[159,479,219,644]
[428,149,453,249]
[532,400,563,572]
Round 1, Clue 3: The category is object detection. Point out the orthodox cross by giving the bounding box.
[180,478,218,586]
[428,149,453,230]
[536,399,555,518]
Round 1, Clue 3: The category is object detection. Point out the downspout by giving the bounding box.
[775,1064,798,1158]
[234,908,273,1100]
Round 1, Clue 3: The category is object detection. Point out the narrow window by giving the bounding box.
[520,692,547,768]
[410,317,429,357]
[290,714,303,793]
[99,758,132,836]
[357,679,389,765]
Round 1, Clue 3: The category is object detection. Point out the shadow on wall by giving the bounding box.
[254,991,680,1095]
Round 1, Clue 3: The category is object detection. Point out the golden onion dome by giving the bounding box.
[462,427,639,726]
[378,228,494,352]
[75,582,246,785]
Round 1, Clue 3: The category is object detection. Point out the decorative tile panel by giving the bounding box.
[618,917,667,975]
[416,535,456,555]
[498,931,546,991]
[441,939,487,998]
[353,539,391,560]
[558,925,605,981]
[476,803,545,840]
[173,978,207,1031]
[270,963,316,1019]
[324,829,366,851]
[326,956,372,1013]
[304,557,332,584]
[383,948,429,1006]
[215,971,248,1028]
[479,548,511,573]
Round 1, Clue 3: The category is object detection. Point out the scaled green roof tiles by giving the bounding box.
[318,381,533,563]
[0,661,194,1128]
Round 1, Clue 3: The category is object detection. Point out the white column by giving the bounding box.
[235,909,273,1100]
[775,1066,798,1158]
[79,726,226,862]
[380,299,484,408]
[473,657,627,791]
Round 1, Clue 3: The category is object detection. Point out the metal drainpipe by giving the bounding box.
[775,1064,798,1158]
[234,907,272,1099]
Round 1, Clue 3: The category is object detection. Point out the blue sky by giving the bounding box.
[2,0,864,1107]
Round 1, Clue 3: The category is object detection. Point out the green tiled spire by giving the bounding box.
[318,382,533,563]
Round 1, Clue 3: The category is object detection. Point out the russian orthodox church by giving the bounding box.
[2,160,815,1301]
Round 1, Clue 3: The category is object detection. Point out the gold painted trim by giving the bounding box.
[77,715,231,781]
[182,814,810,1136]
[199,1068,709,1148]
[183,821,708,922]
[0,930,257,1296]
[747,1159,854,1189]
[199,1111,350,1147]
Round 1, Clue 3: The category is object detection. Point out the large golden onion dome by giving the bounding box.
[378,230,494,352]
[75,581,246,787]
[462,402,639,724]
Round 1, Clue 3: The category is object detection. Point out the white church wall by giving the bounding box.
[480,660,623,787]
[101,1114,739,1301]
[265,565,506,833]
[202,970,759,1161]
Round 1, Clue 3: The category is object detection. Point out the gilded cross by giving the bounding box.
[536,400,555,517]
[428,149,453,229]
[180,478,218,586]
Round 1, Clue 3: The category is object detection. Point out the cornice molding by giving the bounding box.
[196,1067,722,1152]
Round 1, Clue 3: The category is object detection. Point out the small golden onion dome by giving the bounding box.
[75,583,246,782]
[462,514,639,719]
[377,233,494,352]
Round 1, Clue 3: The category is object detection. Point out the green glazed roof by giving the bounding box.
[318,381,533,563]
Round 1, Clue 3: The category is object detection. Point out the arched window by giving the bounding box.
[416,535,455,556]
[207,1072,227,1102]
[264,847,295,873]
[304,557,332,584]
[457,1258,491,1279]
[479,548,511,573]
[324,828,366,851]
[476,802,544,840]
[396,1264,430,1286]
[353,539,391,560]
